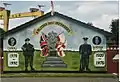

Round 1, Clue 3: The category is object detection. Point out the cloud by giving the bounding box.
[54,1,118,31]
[92,14,118,31]
[8,17,33,30]
[70,1,118,31]
[71,1,118,20]
[0,1,118,31]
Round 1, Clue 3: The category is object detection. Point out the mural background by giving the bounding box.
[3,16,107,51]
[3,15,107,71]
[3,51,106,71]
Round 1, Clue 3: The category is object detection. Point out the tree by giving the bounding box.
[0,28,5,51]
[109,19,119,45]
[0,28,5,36]
[87,22,93,26]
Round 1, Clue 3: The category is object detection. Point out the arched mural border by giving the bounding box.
[33,21,73,35]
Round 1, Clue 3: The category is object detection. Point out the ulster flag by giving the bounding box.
[40,33,48,57]
[56,33,66,57]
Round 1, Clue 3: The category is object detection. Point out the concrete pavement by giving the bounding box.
[1,77,119,82]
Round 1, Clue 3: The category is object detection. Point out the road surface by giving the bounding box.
[1,77,118,82]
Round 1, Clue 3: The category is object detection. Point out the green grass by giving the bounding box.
[3,51,106,71]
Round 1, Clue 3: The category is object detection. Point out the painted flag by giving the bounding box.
[56,33,66,57]
[50,0,54,16]
[40,33,48,57]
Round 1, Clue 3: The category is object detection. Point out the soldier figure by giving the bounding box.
[21,38,35,71]
[79,37,92,72]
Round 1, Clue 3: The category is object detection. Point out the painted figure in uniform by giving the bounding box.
[21,38,35,71]
[79,37,92,72]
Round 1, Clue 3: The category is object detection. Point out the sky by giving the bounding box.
[0,1,119,32]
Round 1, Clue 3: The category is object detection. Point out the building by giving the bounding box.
[1,11,112,72]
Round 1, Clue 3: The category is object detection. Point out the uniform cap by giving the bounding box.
[83,37,88,41]
[25,38,30,41]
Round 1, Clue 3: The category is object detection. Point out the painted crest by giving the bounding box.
[40,31,66,57]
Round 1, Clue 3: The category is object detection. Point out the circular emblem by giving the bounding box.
[92,36,101,45]
[8,37,16,46]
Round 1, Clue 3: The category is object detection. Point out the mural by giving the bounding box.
[8,37,16,46]
[21,38,35,71]
[3,14,107,72]
[79,37,92,72]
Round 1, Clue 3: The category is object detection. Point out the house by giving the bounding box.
[1,11,112,71]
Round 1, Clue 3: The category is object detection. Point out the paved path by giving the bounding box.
[1,77,118,82]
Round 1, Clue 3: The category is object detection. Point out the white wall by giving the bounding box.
[3,16,106,51]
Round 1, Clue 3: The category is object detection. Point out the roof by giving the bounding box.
[3,11,112,38]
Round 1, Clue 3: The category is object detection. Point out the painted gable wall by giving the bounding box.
[3,15,106,51]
